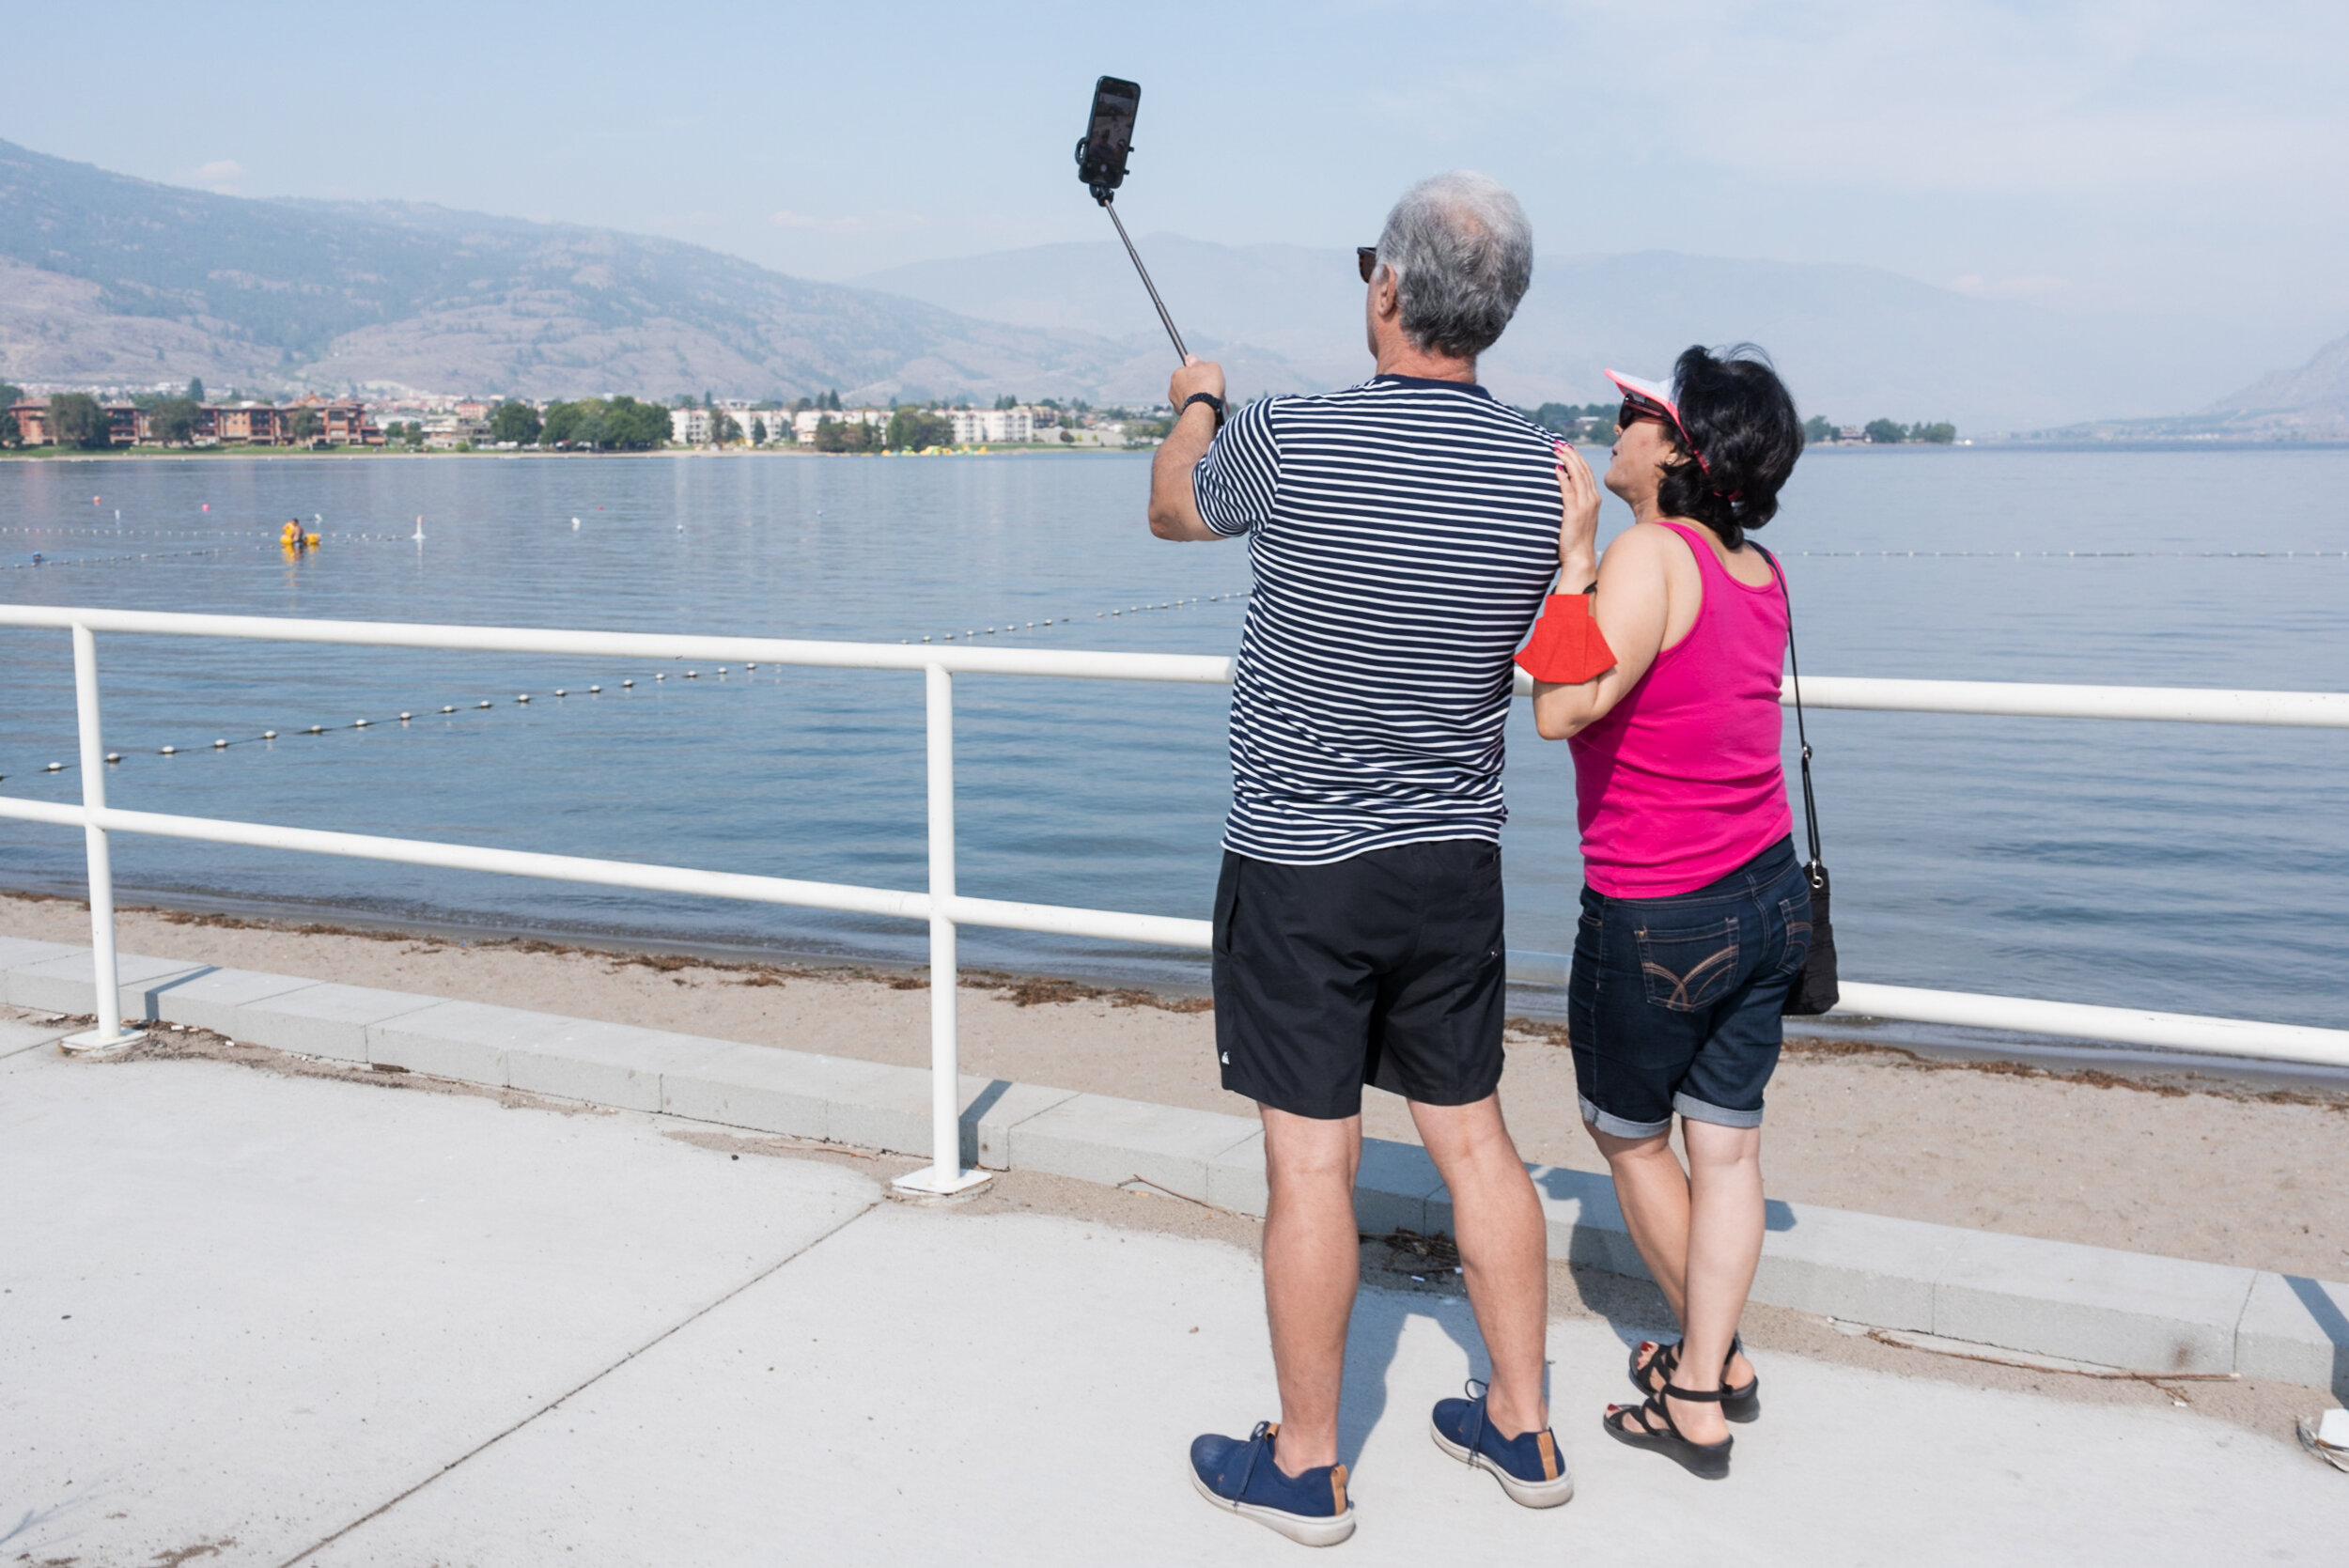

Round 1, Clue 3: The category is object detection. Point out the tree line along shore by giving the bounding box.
[0,380,1167,458]
[4,380,1961,459]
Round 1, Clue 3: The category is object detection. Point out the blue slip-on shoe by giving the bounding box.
[1189,1421,1357,1546]
[1430,1380,1575,1508]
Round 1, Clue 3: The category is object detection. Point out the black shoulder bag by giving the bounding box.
[1752,545,1839,1015]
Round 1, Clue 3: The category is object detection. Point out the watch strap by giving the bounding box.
[1181,391,1226,428]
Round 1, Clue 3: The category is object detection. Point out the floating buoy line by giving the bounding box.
[0,591,1252,785]
[908,591,1245,643]
[5,531,415,573]
[0,527,412,541]
[1793,549,2348,559]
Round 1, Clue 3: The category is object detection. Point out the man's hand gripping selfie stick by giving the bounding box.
[1076,75,1190,364]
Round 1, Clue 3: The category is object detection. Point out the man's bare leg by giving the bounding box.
[1413,1094,1549,1436]
[1258,1105,1363,1474]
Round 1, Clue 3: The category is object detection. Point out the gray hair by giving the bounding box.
[1374,172,1533,360]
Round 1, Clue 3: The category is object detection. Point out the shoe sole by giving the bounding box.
[1187,1457,1358,1546]
[1602,1418,1732,1480]
[1427,1420,1576,1508]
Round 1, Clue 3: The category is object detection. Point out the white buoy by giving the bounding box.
[105,753,121,764]
[588,685,601,694]
[654,674,664,682]
[716,667,727,675]
[354,719,369,728]
[307,725,324,735]
[440,706,455,715]
[160,746,177,755]
[398,712,412,722]
[572,518,581,529]
[553,689,567,698]
[517,694,531,704]
[477,701,492,709]
[212,738,227,749]
[623,679,634,688]
[262,731,276,740]
[45,761,63,771]
[685,671,698,678]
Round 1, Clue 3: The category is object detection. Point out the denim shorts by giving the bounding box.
[1568,836,1812,1139]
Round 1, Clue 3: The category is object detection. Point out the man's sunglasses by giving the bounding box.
[1357,246,1378,284]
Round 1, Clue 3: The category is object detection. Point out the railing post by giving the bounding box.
[62,624,143,1055]
[892,662,989,1196]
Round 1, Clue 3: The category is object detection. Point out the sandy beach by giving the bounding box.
[5,891,2342,1282]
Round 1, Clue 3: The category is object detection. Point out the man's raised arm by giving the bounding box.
[1147,356,1227,541]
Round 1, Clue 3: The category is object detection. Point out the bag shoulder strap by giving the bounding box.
[1750,544,1825,883]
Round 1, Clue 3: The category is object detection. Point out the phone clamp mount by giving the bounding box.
[1074,75,1190,363]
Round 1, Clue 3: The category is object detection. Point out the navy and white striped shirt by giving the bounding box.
[1193,374,1563,864]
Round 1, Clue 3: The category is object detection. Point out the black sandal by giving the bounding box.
[1603,1381,1734,1479]
[1628,1335,1761,1423]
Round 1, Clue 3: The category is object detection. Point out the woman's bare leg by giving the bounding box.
[1589,1121,1756,1408]
[1664,1120,1765,1443]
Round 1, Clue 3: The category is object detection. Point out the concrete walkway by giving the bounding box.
[5,1035,2343,1566]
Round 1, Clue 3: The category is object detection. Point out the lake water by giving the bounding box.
[3,446,2346,1031]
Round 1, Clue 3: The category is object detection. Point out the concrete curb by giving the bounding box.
[9,942,2344,1396]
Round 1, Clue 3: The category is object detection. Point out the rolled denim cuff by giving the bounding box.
[1578,1092,1672,1141]
[1672,1091,1765,1129]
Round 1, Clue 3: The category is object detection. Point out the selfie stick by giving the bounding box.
[1097,193,1189,364]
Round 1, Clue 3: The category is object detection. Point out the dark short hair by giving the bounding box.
[1656,345,1804,549]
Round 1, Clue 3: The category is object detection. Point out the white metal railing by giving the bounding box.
[1,605,2345,1194]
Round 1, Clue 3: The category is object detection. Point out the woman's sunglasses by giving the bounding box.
[1617,397,1670,431]
[1357,246,1378,283]
[1615,395,1716,476]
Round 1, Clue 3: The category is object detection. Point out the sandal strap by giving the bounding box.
[1662,1381,1729,1403]
[1636,1340,1681,1395]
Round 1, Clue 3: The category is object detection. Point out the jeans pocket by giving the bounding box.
[1775,894,1812,979]
[1635,914,1741,1012]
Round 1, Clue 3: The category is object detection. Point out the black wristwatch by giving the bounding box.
[1181,392,1226,429]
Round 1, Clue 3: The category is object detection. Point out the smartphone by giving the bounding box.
[1075,76,1141,199]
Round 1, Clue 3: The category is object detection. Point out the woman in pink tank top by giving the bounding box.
[1519,346,1810,1478]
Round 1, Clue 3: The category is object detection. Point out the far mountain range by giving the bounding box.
[2,137,2342,435]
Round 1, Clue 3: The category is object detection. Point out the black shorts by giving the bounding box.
[1211,840,1507,1121]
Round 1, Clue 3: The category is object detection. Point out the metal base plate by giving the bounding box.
[890,1165,995,1199]
[60,1026,146,1057]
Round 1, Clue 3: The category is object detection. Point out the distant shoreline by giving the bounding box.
[0,444,1157,463]
[8,438,2347,463]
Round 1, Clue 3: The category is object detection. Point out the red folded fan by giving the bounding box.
[1514,593,1617,684]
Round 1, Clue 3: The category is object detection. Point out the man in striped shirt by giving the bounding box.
[1151,173,1573,1541]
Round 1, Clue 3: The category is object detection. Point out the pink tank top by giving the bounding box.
[1569,520,1794,897]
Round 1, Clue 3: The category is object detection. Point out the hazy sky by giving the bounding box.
[7,1,2344,348]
